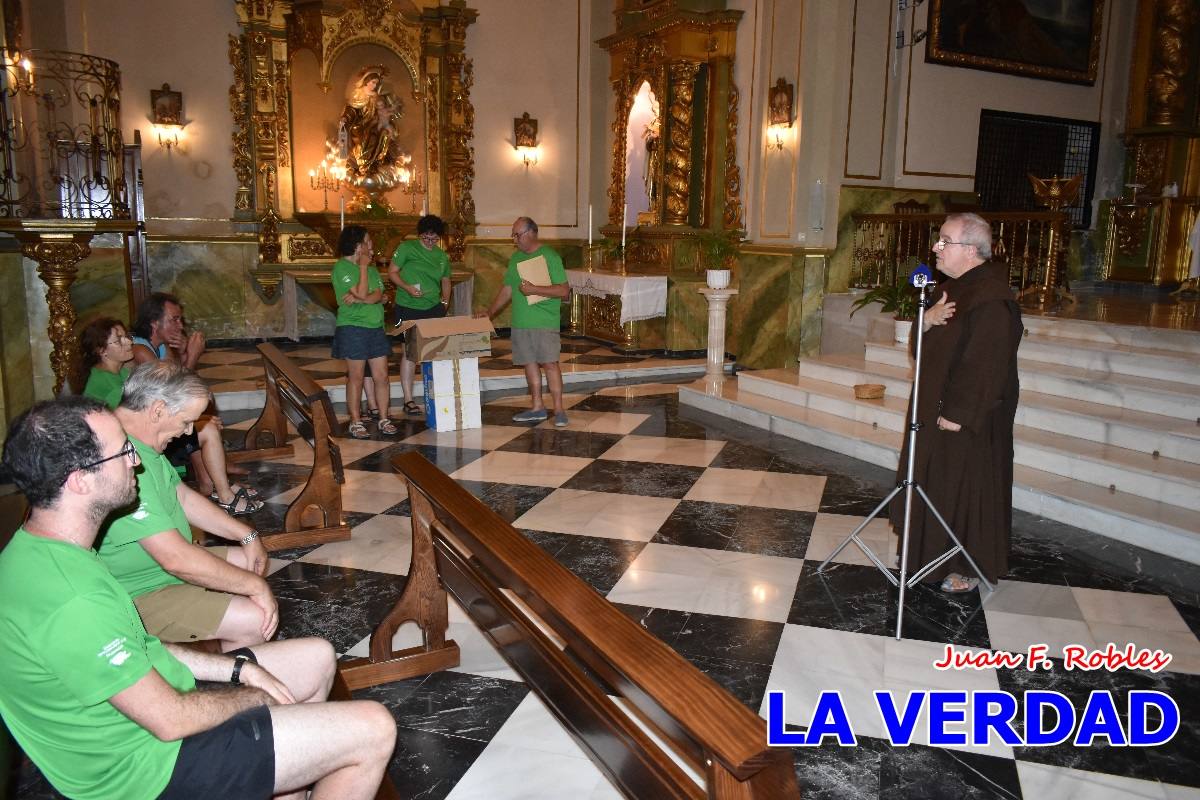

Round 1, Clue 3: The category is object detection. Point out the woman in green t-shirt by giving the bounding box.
[331,225,397,438]
[388,214,452,416]
[77,317,134,410]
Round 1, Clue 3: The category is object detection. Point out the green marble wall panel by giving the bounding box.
[667,278,707,352]
[21,256,55,400]
[729,250,792,369]
[798,254,827,358]
[0,250,32,439]
[462,241,582,329]
[71,249,132,328]
[147,240,334,341]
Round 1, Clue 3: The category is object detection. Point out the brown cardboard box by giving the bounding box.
[398,315,494,362]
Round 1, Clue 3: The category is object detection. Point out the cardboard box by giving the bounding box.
[398,315,493,362]
[422,358,482,432]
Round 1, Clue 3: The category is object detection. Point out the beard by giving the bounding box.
[88,473,139,525]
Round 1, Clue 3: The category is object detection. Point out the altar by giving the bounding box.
[565,267,668,352]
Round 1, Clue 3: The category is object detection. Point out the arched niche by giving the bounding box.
[624,80,662,225]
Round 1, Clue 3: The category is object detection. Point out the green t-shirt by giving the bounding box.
[504,245,567,329]
[97,435,190,598]
[83,366,130,410]
[392,239,451,310]
[331,257,385,328]
[0,528,195,800]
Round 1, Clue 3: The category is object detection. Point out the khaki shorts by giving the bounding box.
[511,327,561,365]
[134,551,235,642]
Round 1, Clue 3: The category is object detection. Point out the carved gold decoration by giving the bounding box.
[1019,174,1080,309]
[665,60,699,225]
[625,238,668,267]
[287,235,333,260]
[586,293,626,342]
[608,86,634,226]
[443,46,476,262]
[259,207,282,263]
[1134,136,1169,196]
[22,236,92,395]
[229,34,254,214]
[723,82,742,230]
[1148,0,1195,127]
[1114,204,1151,258]
[273,59,291,167]
[426,72,440,173]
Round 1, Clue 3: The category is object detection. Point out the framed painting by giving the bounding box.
[925,0,1105,85]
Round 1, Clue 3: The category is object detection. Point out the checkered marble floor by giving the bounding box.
[15,380,1200,800]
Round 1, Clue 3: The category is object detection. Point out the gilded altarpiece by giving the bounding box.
[593,0,744,353]
[231,0,477,307]
[1104,0,1200,285]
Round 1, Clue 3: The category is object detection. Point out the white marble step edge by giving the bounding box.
[735,370,1200,511]
[866,336,1200,388]
[1021,315,1200,356]
[211,361,715,411]
[741,368,1200,466]
[678,379,1200,565]
[815,351,1200,423]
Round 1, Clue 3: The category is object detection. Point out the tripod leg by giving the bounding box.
[910,484,995,593]
[816,485,902,586]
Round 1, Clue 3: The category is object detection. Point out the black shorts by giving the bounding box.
[163,430,201,468]
[393,302,447,337]
[158,704,275,799]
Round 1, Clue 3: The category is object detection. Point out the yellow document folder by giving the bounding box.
[516,255,552,305]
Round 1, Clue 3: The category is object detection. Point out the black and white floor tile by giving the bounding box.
[14,359,1200,799]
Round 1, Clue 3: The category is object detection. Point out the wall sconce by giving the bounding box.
[150,82,185,150]
[766,78,794,151]
[514,111,539,167]
[2,52,35,96]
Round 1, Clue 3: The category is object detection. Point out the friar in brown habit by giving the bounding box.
[889,212,1023,593]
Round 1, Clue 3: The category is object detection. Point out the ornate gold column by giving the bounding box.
[664,60,700,226]
[12,230,97,395]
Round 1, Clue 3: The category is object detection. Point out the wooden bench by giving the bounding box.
[340,452,799,799]
[230,343,352,552]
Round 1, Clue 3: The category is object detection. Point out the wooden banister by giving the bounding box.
[340,452,798,799]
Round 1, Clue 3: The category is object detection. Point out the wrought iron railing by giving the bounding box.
[0,49,129,219]
[850,210,1069,290]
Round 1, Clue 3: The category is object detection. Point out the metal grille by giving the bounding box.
[974,109,1099,229]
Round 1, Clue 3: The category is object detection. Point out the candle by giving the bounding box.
[339,196,345,230]
[621,204,627,253]
[588,204,593,247]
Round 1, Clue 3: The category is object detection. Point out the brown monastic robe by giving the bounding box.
[889,260,1023,583]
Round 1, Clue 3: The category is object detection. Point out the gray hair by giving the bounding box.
[516,216,538,235]
[947,212,992,259]
[120,361,210,413]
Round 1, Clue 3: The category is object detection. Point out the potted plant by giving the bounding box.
[849,281,919,344]
[697,229,739,288]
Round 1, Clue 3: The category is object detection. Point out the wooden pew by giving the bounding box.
[341,452,799,799]
[231,343,352,552]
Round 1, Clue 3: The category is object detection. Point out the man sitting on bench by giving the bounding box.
[0,397,396,800]
[98,361,278,651]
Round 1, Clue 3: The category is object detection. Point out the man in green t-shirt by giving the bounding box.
[389,214,452,417]
[0,397,395,800]
[98,361,278,652]
[482,216,572,426]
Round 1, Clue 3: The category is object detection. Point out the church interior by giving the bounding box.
[1,0,1199,798]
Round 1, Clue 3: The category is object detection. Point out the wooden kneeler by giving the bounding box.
[230,343,352,552]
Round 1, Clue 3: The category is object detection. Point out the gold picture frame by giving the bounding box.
[150,82,183,125]
[768,78,793,127]
[925,0,1105,86]
[514,112,538,148]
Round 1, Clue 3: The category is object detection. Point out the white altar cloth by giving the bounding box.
[565,270,668,324]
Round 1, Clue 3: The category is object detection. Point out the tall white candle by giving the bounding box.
[339,196,345,230]
[621,204,627,253]
[588,204,593,247]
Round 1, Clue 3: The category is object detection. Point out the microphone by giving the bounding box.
[909,262,935,288]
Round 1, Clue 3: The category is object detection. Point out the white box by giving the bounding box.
[422,358,482,432]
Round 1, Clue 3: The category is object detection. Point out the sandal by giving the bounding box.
[402,400,423,417]
[362,407,381,421]
[377,418,399,435]
[348,420,371,439]
[209,483,261,503]
[214,487,264,517]
[940,574,980,594]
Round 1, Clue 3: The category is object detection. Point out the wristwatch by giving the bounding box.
[230,654,250,685]
[240,529,259,545]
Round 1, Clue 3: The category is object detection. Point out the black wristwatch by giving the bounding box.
[230,654,251,685]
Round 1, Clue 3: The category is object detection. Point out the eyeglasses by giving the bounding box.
[511,228,530,240]
[934,239,973,251]
[78,438,140,471]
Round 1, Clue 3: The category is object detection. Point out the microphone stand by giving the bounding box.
[816,277,993,640]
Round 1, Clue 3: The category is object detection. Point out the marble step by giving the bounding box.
[866,334,1200,386]
[736,369,1200,506]
[1021,315,1200,356]
[824,349,1200,422]
[678,377,1200,565]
